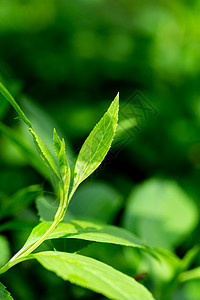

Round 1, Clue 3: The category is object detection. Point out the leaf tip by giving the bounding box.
[115,92,119,102]
[53,128,57,137]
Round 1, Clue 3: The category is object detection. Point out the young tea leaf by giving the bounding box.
[32,251,155,300]
[53,129,71,196]
[58,140,70,196]
[29,128,60,179]
[0,282,14,300]
[22,220,154,257]
[70,93,119,197]
[53,128,62,158]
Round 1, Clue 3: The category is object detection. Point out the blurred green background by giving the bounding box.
[0,0,200,299]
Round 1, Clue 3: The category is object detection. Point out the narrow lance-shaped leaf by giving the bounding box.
[22,220,155,258]
[53,129,70,196]
[0,282,14,300]
[32,251,155,300]
[58,140,70,196]
[179,267,200,283]
[0,81,60,179]
[70,93,119,197]
[0,82,31,127]
[29,128,60,179]
[53,128,62,158]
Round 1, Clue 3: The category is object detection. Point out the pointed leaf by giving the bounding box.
[180,267,200,283]
[0,282,14,300]
[71,93,119,196]
[53,129,71,195]
[53,128,62,158]
[0,82,31,127]
[23,220,154,257]
[29,128,60,179]
[58,139,70,196]
[33,251,155,300]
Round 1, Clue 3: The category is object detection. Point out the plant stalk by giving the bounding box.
[0,188,68,274]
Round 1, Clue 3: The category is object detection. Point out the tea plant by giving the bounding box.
[0,82,156,300]
[1,82,199,300]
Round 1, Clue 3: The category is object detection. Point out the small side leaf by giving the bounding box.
[53,128,62,158]
[32,251,155,300]
[29,128,60,179]
[0,282,14,300]
[53,129,70,195]
[71,93,119,197]
[58,139,70,195]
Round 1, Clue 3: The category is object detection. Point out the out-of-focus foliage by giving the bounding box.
[0,0,200,299]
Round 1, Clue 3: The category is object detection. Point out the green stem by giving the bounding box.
[1,193,67,275]
[14,218,60,259]
[0,257,30,275]
[0,182,70,275]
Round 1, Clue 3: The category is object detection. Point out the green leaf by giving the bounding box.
[181,280,200,300]
[180,267,200,283]
[58,141,70,196]
[53,128,62,158]
[181,246,200,272]
[123,178,199,250]
[29,128,60,179]
[32,251,155,300]
[70,93,119,197]
[23,220,153,257]
[0,81,31,127]
[53,129,71,197]
[0,282,14,300]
